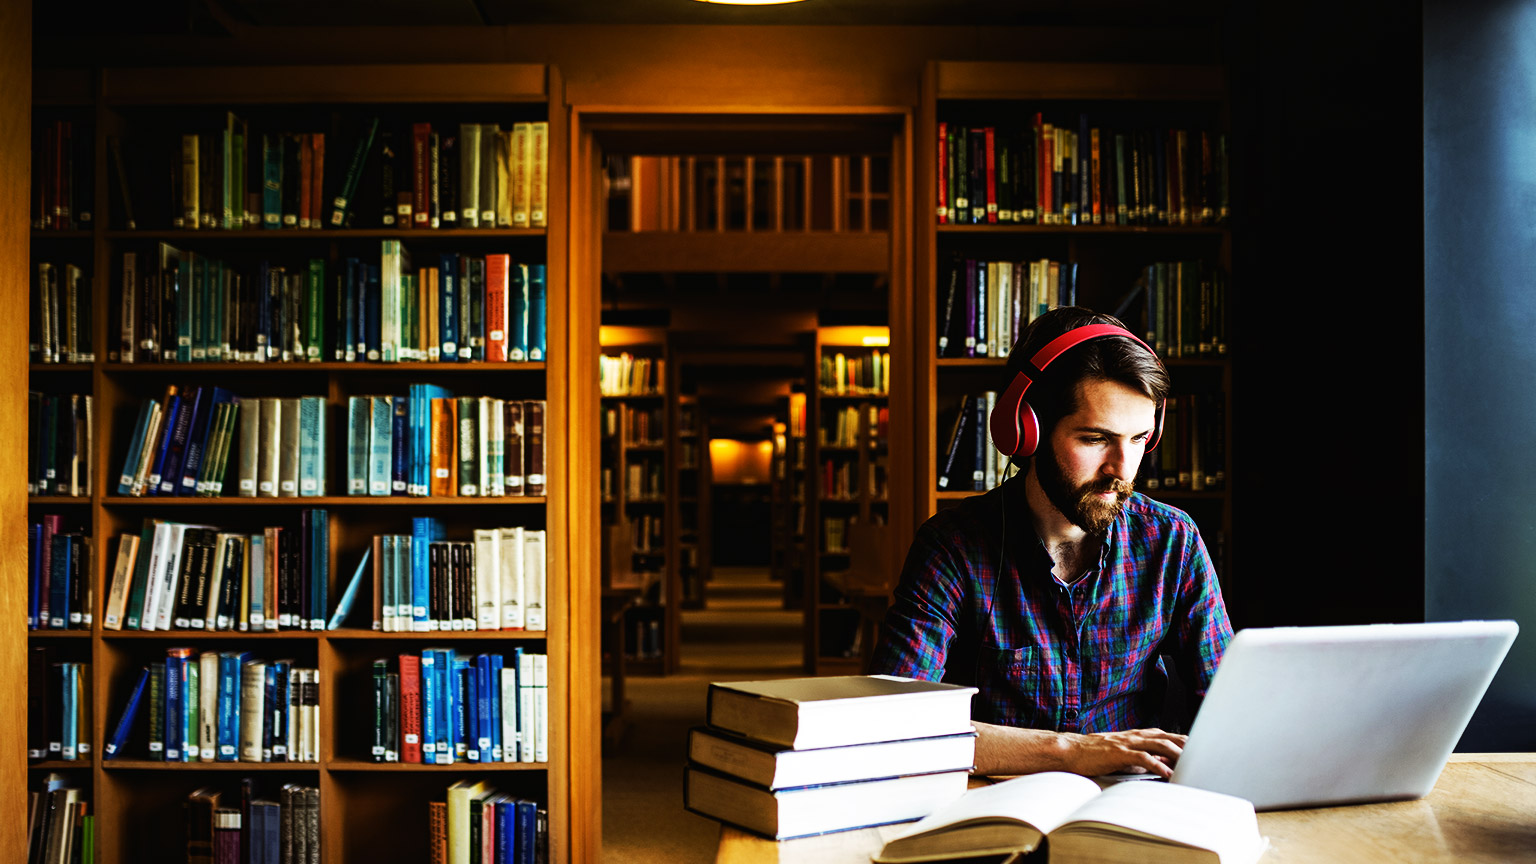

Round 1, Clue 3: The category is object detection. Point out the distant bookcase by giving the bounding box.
[917,62,1235,590]
[26,64,577,864]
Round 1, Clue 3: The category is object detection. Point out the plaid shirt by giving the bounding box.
[871,480,1232,734]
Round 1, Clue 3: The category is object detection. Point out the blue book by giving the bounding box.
[509,264,529,362]
[489,653,504,761]
[346,396,370,496]
[496,799,515,864]
[61,663,78,761]
[439,254,459,362]
[390,396,408,495]
[164,651,185,761]
[517,799,537,864]
[47,533,71,629]
[145,392,183,494]
[299,396,324,497]
[476,654,494,762]
[104,667,151,760]
[420,650,439,764]
[190,256,205,359]
[176,252,195,362]
[273,660,291,761]
[117,399,153,495]
[327,547,372,630]
[453,658,470,760]
[340,258,358,361]
[511,646,524,760]
[365,263,382,361]
[262,663,277,761]
[528,265,546,362]
[411,517,443,631]
[158,385,203,495]
[216,651,247,761]
[179,386,234,495]
[465,656,481,762]
[437,649,456,763]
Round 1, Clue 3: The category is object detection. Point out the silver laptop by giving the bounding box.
[1169,620,1518,810]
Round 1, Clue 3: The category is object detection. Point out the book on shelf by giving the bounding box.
[110,243,547,365]
[599,353,666,396]
[365,524,547,634]
[343,393,547,500]
[875,772,1265,864]
[27,774,91,864]
[31,118,93,231]
[1138,260,1229,358]
[102,649,320,764]
[31,263,93,364]
[184,783,318,864]
[936,257,1075,359]
[1138,391,1226,493]
[115,115,548,233]
[819,349,889,396]
[99,511,329,633]
[938,117,1229,227]
[28,517,92,630]
[440,781,547,864]
[27,649,92,762]
[368,649,547,766]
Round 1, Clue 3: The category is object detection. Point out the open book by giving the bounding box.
[874,772,1267,864]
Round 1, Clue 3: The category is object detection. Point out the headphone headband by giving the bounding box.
[990,322,1165,460]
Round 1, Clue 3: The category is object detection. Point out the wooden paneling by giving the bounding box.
[1,0,28,859]
[103,64,549,105]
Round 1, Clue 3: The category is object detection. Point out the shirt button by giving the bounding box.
[1063,708,1079,720]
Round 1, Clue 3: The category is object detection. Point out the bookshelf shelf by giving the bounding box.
[24,62,578,864]
[936,224,1228,236]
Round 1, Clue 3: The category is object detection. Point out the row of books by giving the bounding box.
[31,262,93,364]
[938,392,1008,493]
[1138,391,1227,492]
[104,650,320,764]
[366,522,548,633]
[28,393,93,497]
[819,349,890,397]
[186,781,319,864]
[126,117,549,232]
[630,514,665,555]
[684,676,978,840]
[1138,260,1229,358]
[346,394,548,498]
[28,518,91,630]
[101,513,329,633]
[937,119,1230,227]
[117,390,323,498]
[114,245,547,364]
[369,649,548,766]
[938,257,1076,359]
[623,460,665,501]
[603,404,665,445]
[26,776,91,864]
[819,459,859,500]
[27,653,91,761]
[819,403,888,448]
[439,781,547,864]
[32,119,92,230]
[599,353,666,396]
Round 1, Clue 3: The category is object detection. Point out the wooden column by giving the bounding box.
[0,0,28,859]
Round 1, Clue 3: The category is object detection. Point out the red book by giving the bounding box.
[1090,128,1102,224]
[1040,121,1054,224]
[484,254,510,362]
[398,653,422,762]
[984,127,997,224]
[936,121,948,224]
[412,123,431,228]
[428,801,446,864]
[309,134,325,231]
[481,797,496,864]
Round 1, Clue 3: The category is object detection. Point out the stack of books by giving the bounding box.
[684,675,979,840]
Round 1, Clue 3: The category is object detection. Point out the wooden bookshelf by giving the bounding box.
[805,329,890,674]
[671,394,710,611]
[25,64,578,864]
[915,61,1235,586]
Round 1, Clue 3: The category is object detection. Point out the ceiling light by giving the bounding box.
[693,0,809,5]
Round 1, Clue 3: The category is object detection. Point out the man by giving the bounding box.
[870,307,1232,778]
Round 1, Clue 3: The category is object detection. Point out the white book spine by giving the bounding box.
[474,529,500,630]
[519,652,535,763]
[523,530,546,631]
[533,653,548,763]
[501,666,518,763]
[199,651,219,760]
[156,524,189,631]
[499,527,524,630]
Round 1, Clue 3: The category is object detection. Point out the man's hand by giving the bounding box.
[1063,728,1186,779]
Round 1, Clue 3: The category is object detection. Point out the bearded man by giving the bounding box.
[870,307,1232,778]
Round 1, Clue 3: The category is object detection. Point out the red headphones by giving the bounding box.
[988,323,1166,459]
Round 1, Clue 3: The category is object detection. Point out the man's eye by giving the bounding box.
[1083,437,1105,445]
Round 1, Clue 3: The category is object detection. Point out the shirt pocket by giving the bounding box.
[975,645,1041,728]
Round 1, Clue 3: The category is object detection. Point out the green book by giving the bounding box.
[124,519,161,630]
[306,259,325,361]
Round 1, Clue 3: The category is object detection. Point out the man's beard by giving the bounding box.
[1034,445,1135,534]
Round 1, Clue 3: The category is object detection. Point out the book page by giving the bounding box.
[1057,781,1262,861]
[886,772,1102,841]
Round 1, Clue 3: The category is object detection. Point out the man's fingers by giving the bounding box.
[1137,750,1174,779]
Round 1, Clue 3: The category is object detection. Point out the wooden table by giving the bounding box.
[715,755,1536,864]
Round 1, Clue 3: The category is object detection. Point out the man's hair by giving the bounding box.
[1004,306,1171,442]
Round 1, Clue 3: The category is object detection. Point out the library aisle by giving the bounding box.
[602,567,801,863]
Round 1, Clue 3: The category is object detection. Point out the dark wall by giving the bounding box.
[712,484,773,567]
[1225,1,1425,628]
[1423,0,1536,751]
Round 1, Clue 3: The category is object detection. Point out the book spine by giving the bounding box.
[330,117,379,228]
[413,123,431,228]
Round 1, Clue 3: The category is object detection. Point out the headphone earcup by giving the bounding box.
[1016,401,1041,459]
[990,372,1031,458]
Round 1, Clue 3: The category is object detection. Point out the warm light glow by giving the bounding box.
[819,325,890,347]
[692,0,809,4]
[599,325,666,347]
[710,439,773,484]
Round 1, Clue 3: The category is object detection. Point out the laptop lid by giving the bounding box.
[1170,620,1518,810]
